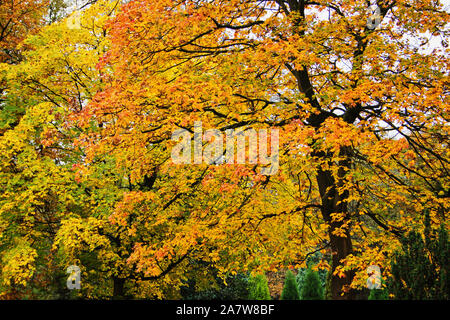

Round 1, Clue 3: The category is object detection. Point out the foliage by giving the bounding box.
[388,213,449,300]
[281,270,300,300]
[84,0,449,299]
[0,0,48,63]
[0,0,121,299]
[0,0,448,300]
[248,274,271,300]
[181,271,249,300]
[296,251,328,291]
[368,287,389,300]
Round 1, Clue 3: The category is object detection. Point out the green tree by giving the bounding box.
[388,212,449,300]
[248,274,271,300]
[300,268,324,300]
[296,252,328,291]
[281,270,300,300]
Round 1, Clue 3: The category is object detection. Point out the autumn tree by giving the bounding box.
[0,0,118,298]
[0,0,49,64]
[79,0,449,299]
[1,0,448,300]
[0,0,66,298]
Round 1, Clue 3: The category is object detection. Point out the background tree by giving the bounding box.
[296,251,328,291]
[300,268,324,300]
[368,285,389,300]
[83,0,448,299]
[281,270,300,300]
[0,0,448,300]
[388,212,449,300]
[248,274,271,300]
[0,0,118,298]
[0,0,72,299]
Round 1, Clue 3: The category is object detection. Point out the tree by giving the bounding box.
[0,0,48,64]
[281,270,300,300]
[0,0,69,299]
[81,0,449,299]
[1,0,448,300]
[0,0,122,298]
[248,274,271,300]
[300,268,324,300]
[388,212,449,300]
[296,251,328,291]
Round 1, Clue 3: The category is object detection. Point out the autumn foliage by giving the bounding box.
[0,0,448,300]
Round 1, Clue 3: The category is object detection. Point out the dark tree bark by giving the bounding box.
[309,140,356,299]
[316,163,356,299]
[112,277,125,299]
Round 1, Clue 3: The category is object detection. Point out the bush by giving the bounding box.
[296,251,328,293]
[248,274,271,300]
[388,212,449,300]
[368,288,389,300]
[181,272,249,300]
[368,278,389,300]
[281,270,300,300]
[300,268,324,300]
[388,218,450,300]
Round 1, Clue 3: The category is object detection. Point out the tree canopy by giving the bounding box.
[0,0,448,300]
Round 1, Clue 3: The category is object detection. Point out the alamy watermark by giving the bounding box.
[66,265,81,290]
[67,11,81,30]
[366,265,382,290]
[171,121,279,175]
[367,1,382,29]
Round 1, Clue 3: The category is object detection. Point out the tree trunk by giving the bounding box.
[316,150,356,299]
[112,277,125,299]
